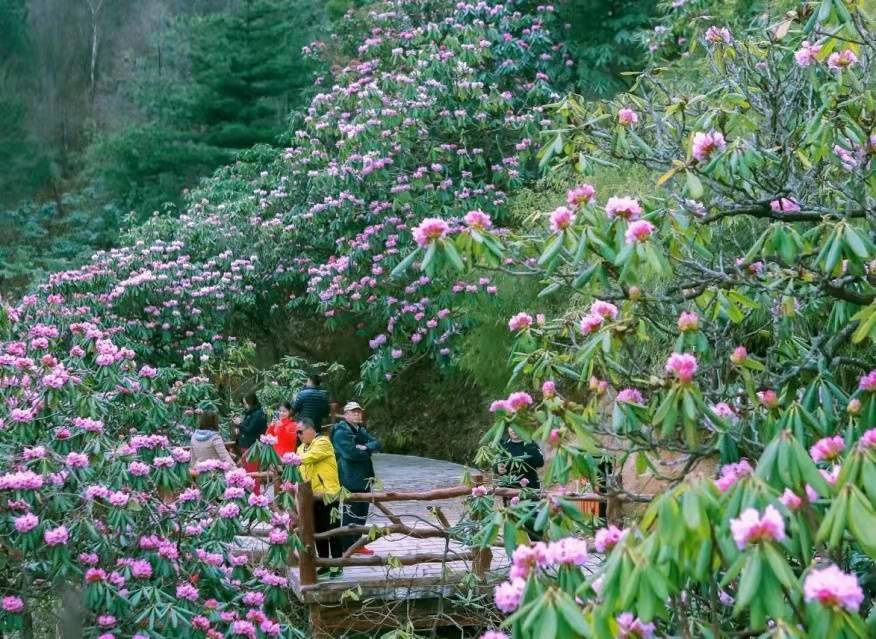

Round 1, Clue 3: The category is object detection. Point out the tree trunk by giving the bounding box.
[86,0,104,103]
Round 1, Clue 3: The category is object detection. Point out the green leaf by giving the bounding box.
[538,233,565,266]
[390,247,421,278]
[734,551,762,614]
[442,240,465,272]
[685,170,704,199]
[557,593,591,637]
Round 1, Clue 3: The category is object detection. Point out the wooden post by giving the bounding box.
[471,472,492,578]
[297,481,317,586]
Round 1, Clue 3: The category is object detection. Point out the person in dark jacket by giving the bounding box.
[293,375,330,429]
[495,427,544,490]
[331,401,381,554]
[236,392,267,495]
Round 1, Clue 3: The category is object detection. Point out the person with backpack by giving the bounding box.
[331,401,381,554]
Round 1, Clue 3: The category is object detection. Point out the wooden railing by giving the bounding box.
[292,479,607,589]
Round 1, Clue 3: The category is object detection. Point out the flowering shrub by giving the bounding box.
[445,2,876,638]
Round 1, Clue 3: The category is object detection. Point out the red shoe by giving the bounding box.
[353,546,375,556]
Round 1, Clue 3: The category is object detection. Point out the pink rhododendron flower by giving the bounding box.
[471,485,489,498]
[770,198,801,213]
[14,513,39,533]
[591,300,619,320]
[567,184,596,206]
[480,632,510,639]
[847,398,862,415]
[594,525,627,553]
[589,376,608,395]
[704,26,732,44]
[546,537,589,566]
[730,346,748,365]
[827,49,858,71]
[494,578,526,613]
[616,388,644,404]
[665,352,698,382]
[820,465,840,485]
[715,460,753,492]
[794,40,822,67]
[464,209,492,229]
[803,565,864,612]
[506,392,533,411]
[858,428,876,451]
[858,369,876,391]
[605,196,642,220]
[489,399,511,413]
[757,389,779,408]
[691,130,726,162]
[579,313,604,334]
[97,615,116,628]
[44,526,69,546]
[677,311,699,332]
[2,596,24,613]
[617,108,638,126]
[616,612,655,639]
[810,435,844,463]
[730,506,785,549]
[510,542,549,579]
[780,488,803,511]
[624,220,655,244]
[549,206,576,232]
[508,312,533,332]
[411,218,449,247]
[542,380,556,397]
[282,452,302,466]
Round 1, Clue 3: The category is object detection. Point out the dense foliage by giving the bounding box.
[2,0,875,637]
[411,1,876,637]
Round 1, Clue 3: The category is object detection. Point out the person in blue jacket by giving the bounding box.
[331,401,381,554]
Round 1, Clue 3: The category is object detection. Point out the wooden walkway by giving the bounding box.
[290,454,508,603]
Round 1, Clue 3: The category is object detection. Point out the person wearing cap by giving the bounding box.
[331,401,381,554]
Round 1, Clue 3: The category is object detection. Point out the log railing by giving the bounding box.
[292,479,607,588]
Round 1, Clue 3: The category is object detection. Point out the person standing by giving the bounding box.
[293,375,330,429]
[297,418,343,578]
[236,392,267,495]
[495,426,544,490]
[190,410,236,469]
[266,401,298,458]
[331,401,381,554]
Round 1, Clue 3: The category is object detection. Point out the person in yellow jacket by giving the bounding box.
[297,417,343,577]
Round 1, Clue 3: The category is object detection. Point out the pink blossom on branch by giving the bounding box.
[464,209,492,229]
[858,369,876,391]
[594,525,627,553]
[624,220,655,244]
[616,612,655,639]
[803,565,864,612]
[616,388,644,405]
[691,130,726,162]
[494,578,526,613]
[605,196,643,220]
[566,184,596,206]
[827,49,858,71]
[591,300,619,320]
[665,352,698,382]
[769,198,801,213]
[677,311,699,332]
[579,313,604,334]
[548,206,576,233]
[729,346,748,365]
[507,312,533,332]
[704,26,732,45]
[794,40,822,67]
[730,505,785,548]
[411,218,450,247]
[617,108,639,126]
[715,460,753,492]
[810,435,845,463]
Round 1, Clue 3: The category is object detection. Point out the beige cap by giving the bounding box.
[343,401,363,412]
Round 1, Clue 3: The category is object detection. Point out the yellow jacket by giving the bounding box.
[298,435,340,498]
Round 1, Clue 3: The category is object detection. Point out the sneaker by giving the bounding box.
[353,546,375,556]
[328,567,343,579]
[316,567,331,577]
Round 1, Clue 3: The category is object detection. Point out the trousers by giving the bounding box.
[313,500,342,559]
[341,501,370,552]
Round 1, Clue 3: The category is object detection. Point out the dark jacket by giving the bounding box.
[237,406,267,450]
[331,419,380,491]
[495,439,544,489]
[293,387,330,428]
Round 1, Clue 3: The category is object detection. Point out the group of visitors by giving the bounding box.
[188,375,382,579]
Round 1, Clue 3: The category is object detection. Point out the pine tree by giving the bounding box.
[87,0,325,216]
